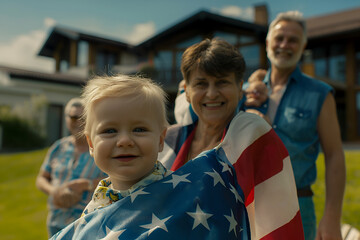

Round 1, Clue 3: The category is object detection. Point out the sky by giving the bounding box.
[0,0,359,73]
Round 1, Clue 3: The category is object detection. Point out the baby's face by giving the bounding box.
[246,82,268,102]
[86,96,166,190]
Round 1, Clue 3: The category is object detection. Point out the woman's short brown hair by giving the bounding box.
[181,38,246,84]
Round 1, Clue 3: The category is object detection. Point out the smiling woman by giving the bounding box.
[158,38,304,239]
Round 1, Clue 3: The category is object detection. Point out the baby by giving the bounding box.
[81,74,170,215]
[244,69,268,108]
[244,80,268,108]
[244,69,270,124]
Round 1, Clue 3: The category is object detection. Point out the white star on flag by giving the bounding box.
[163,173,191,188]
[140,213,172,235]
[100,226,125,239]
[224,210,238,237]
[219,160,233,175]
[229,184,244,203]
[205,169,225,187]
[130,189,150,203]
[186,204,213,230]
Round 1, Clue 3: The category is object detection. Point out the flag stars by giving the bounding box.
[130,189,150,203]
[140,213,172,236]
[205,169,225,187]
[224,210,238,237]
[229,184,244,204]
[163,173,191,188]
[186,204,213,231]
[100,226,125,239]
[219,160,233,175]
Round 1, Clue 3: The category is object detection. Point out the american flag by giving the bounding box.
[161,108,304,239]
[50,148,251,239]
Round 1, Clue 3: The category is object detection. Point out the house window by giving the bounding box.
[60,60,69,72]
[77,41,89,67]
[356,51,360,85]
[176,36,203,48]
[239,45,260,80]
[154,51,173,84]
[312,44,346,82]
[313,47,327,78]
[213,31,238,45]
[95,50,117,75]
[46,104,63,145]
[329,44,345,82]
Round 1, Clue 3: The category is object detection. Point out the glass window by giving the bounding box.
[239,45,260,80]
[176,36,203,48]
[356,51,360,85]
[95,51,117,74]
[239,35,255,44]
[59,60,69,72]
[329,44,345,82]
[77,41,89,67]
[213,31,238,45]
[313,47,327,78]
[175,51,184,81]
[154,51,173,84]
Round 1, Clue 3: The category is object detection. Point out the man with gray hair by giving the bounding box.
[259,11,345,240]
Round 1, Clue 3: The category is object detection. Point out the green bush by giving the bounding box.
[0,115,46,151]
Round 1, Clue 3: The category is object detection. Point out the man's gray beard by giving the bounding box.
[267,49,303,69]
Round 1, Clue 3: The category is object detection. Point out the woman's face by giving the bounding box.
[185,69,242,126]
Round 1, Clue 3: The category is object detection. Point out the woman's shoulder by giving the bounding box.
[230,111,272,132]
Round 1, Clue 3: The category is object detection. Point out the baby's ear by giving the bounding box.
[158,128,167,152]
[86,135,94,156]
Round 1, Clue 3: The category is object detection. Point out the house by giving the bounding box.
[0,65,86,145]
[1,4,360,148]
[31,5,269,139]
[304,7,360,141]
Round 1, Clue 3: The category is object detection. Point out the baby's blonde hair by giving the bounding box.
[81,74,168,135]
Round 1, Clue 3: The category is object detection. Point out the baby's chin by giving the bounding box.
[245,98,263,107]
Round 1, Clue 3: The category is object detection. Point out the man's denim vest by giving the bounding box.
[263,67,333,189]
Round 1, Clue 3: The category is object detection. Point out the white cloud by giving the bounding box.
[217,6,254,21]
[124,21,156,44]
[44,17,57,28]
[0,17,156,72]
[0,18,56,73]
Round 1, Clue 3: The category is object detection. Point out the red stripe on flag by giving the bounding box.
[261,210,304,240]
[233,129,289,203]
[171,127,196,171]
[245,188,254,207]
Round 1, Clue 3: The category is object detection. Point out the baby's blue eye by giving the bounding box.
[103,128,117,134]
[133,127,147,133]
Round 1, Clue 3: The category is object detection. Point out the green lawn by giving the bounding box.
[0,148,48,240]
[313,151,360,230]
[0,149,359,239]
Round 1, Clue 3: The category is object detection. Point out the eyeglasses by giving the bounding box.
[67,115,81,120]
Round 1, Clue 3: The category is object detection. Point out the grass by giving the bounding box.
[0,148,48,240]
[313,151,360,230]
[0,149,359,239]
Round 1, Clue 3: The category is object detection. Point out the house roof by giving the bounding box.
[306,7,360,39]
[38,26,134,58]
[135,10,268,50]
[0,65,86,86]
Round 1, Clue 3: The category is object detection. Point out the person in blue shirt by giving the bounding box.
[36,98,106,237]
[254,11,345,240]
